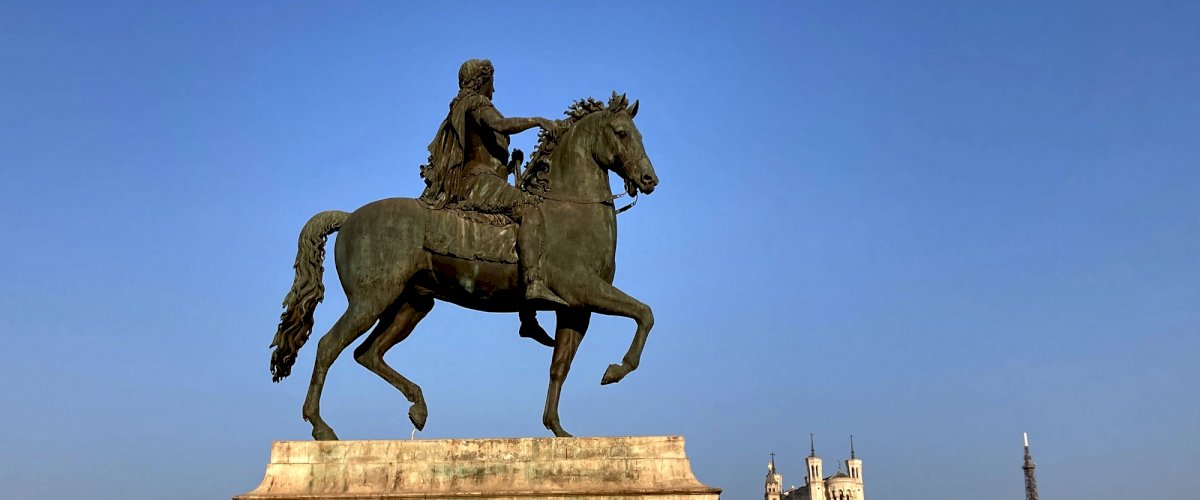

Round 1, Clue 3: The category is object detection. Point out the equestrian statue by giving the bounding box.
[268,59,659,439]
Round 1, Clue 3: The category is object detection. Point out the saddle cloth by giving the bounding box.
[422,207,518,264]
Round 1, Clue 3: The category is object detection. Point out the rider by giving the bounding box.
[420,59,567,311]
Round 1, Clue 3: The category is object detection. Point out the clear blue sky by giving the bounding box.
[2,1,1197,499]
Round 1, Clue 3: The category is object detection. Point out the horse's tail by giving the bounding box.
[270,210,350,382]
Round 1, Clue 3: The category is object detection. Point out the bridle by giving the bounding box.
[527,151,646,215]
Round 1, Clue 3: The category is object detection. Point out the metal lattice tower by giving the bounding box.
[1022,433,1039,500]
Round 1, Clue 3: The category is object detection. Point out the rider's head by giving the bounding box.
[458,59,495,99]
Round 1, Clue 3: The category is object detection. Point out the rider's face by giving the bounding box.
[483,78,494,99]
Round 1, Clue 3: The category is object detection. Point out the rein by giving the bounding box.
[529,188,639,215]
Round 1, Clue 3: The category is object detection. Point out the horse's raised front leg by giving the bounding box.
[353,297,434,431]
[543,310,589,437]
[302,300,386,440]
[573,281,653,385]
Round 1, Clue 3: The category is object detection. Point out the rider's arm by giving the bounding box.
[475,106,551,134]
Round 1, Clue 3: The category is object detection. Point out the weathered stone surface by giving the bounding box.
[235,435,720,499]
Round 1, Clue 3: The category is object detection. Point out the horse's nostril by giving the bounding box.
[642,174,655,185]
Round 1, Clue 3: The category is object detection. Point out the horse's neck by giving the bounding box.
[547,120,612,200]
[541,115,618,264]
[543,118,618,260]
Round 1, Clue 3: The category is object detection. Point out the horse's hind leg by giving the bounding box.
[302,299,387,440]
[354,296,434,431]
[543,310,589,437]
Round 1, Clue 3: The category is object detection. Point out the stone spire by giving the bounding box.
[1023,433,1040,500]
[765,452,782,500]
[805,434,826,499]
[846,435,862,483]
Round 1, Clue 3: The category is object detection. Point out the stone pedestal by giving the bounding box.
[235,435,720,499]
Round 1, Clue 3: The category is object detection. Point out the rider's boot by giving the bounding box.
[525,273,567,306]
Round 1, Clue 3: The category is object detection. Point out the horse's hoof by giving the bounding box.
[312,426,339,441]
[600,363,625,385]
[409,403,428,431]
[544,419,573,438]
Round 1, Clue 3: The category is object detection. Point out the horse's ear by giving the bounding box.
[628,100,639,118]
[608,91,629,111]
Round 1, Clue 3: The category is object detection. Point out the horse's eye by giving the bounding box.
[616,130,629,139]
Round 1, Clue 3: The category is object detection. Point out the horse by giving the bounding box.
[269,94,659,439]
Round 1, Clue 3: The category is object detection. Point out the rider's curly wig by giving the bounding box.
[456,59,494,98]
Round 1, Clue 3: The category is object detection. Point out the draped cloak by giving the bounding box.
[419,93,512,209]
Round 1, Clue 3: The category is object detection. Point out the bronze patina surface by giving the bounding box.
[269,60,659,440]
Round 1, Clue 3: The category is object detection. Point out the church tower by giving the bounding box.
[846,435,863,484]
[805,434,826,500]
[1023,433,1040,500]
[765,453,782,500]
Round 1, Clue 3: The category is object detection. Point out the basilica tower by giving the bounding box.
[824,436,865,500]
[846,435,863,483]
[765,453,782,500]
[805,435,826,500]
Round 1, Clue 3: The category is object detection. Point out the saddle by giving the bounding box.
[421,205,518,264]
[417,147,546,264]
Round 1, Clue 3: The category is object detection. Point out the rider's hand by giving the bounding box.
[510,149,524,171]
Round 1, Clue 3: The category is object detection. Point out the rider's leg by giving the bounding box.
[517,203,568,306]
[461,173,563,335]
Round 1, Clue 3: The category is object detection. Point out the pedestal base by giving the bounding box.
[235,435,720,499]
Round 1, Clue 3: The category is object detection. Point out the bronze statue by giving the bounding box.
[269,59,659,439]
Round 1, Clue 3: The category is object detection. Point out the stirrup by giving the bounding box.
[526,280,568,306]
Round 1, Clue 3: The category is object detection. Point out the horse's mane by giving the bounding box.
[522,92,633,191]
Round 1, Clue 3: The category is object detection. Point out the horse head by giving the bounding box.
[593,92,658,196]
[533,93,658,200]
